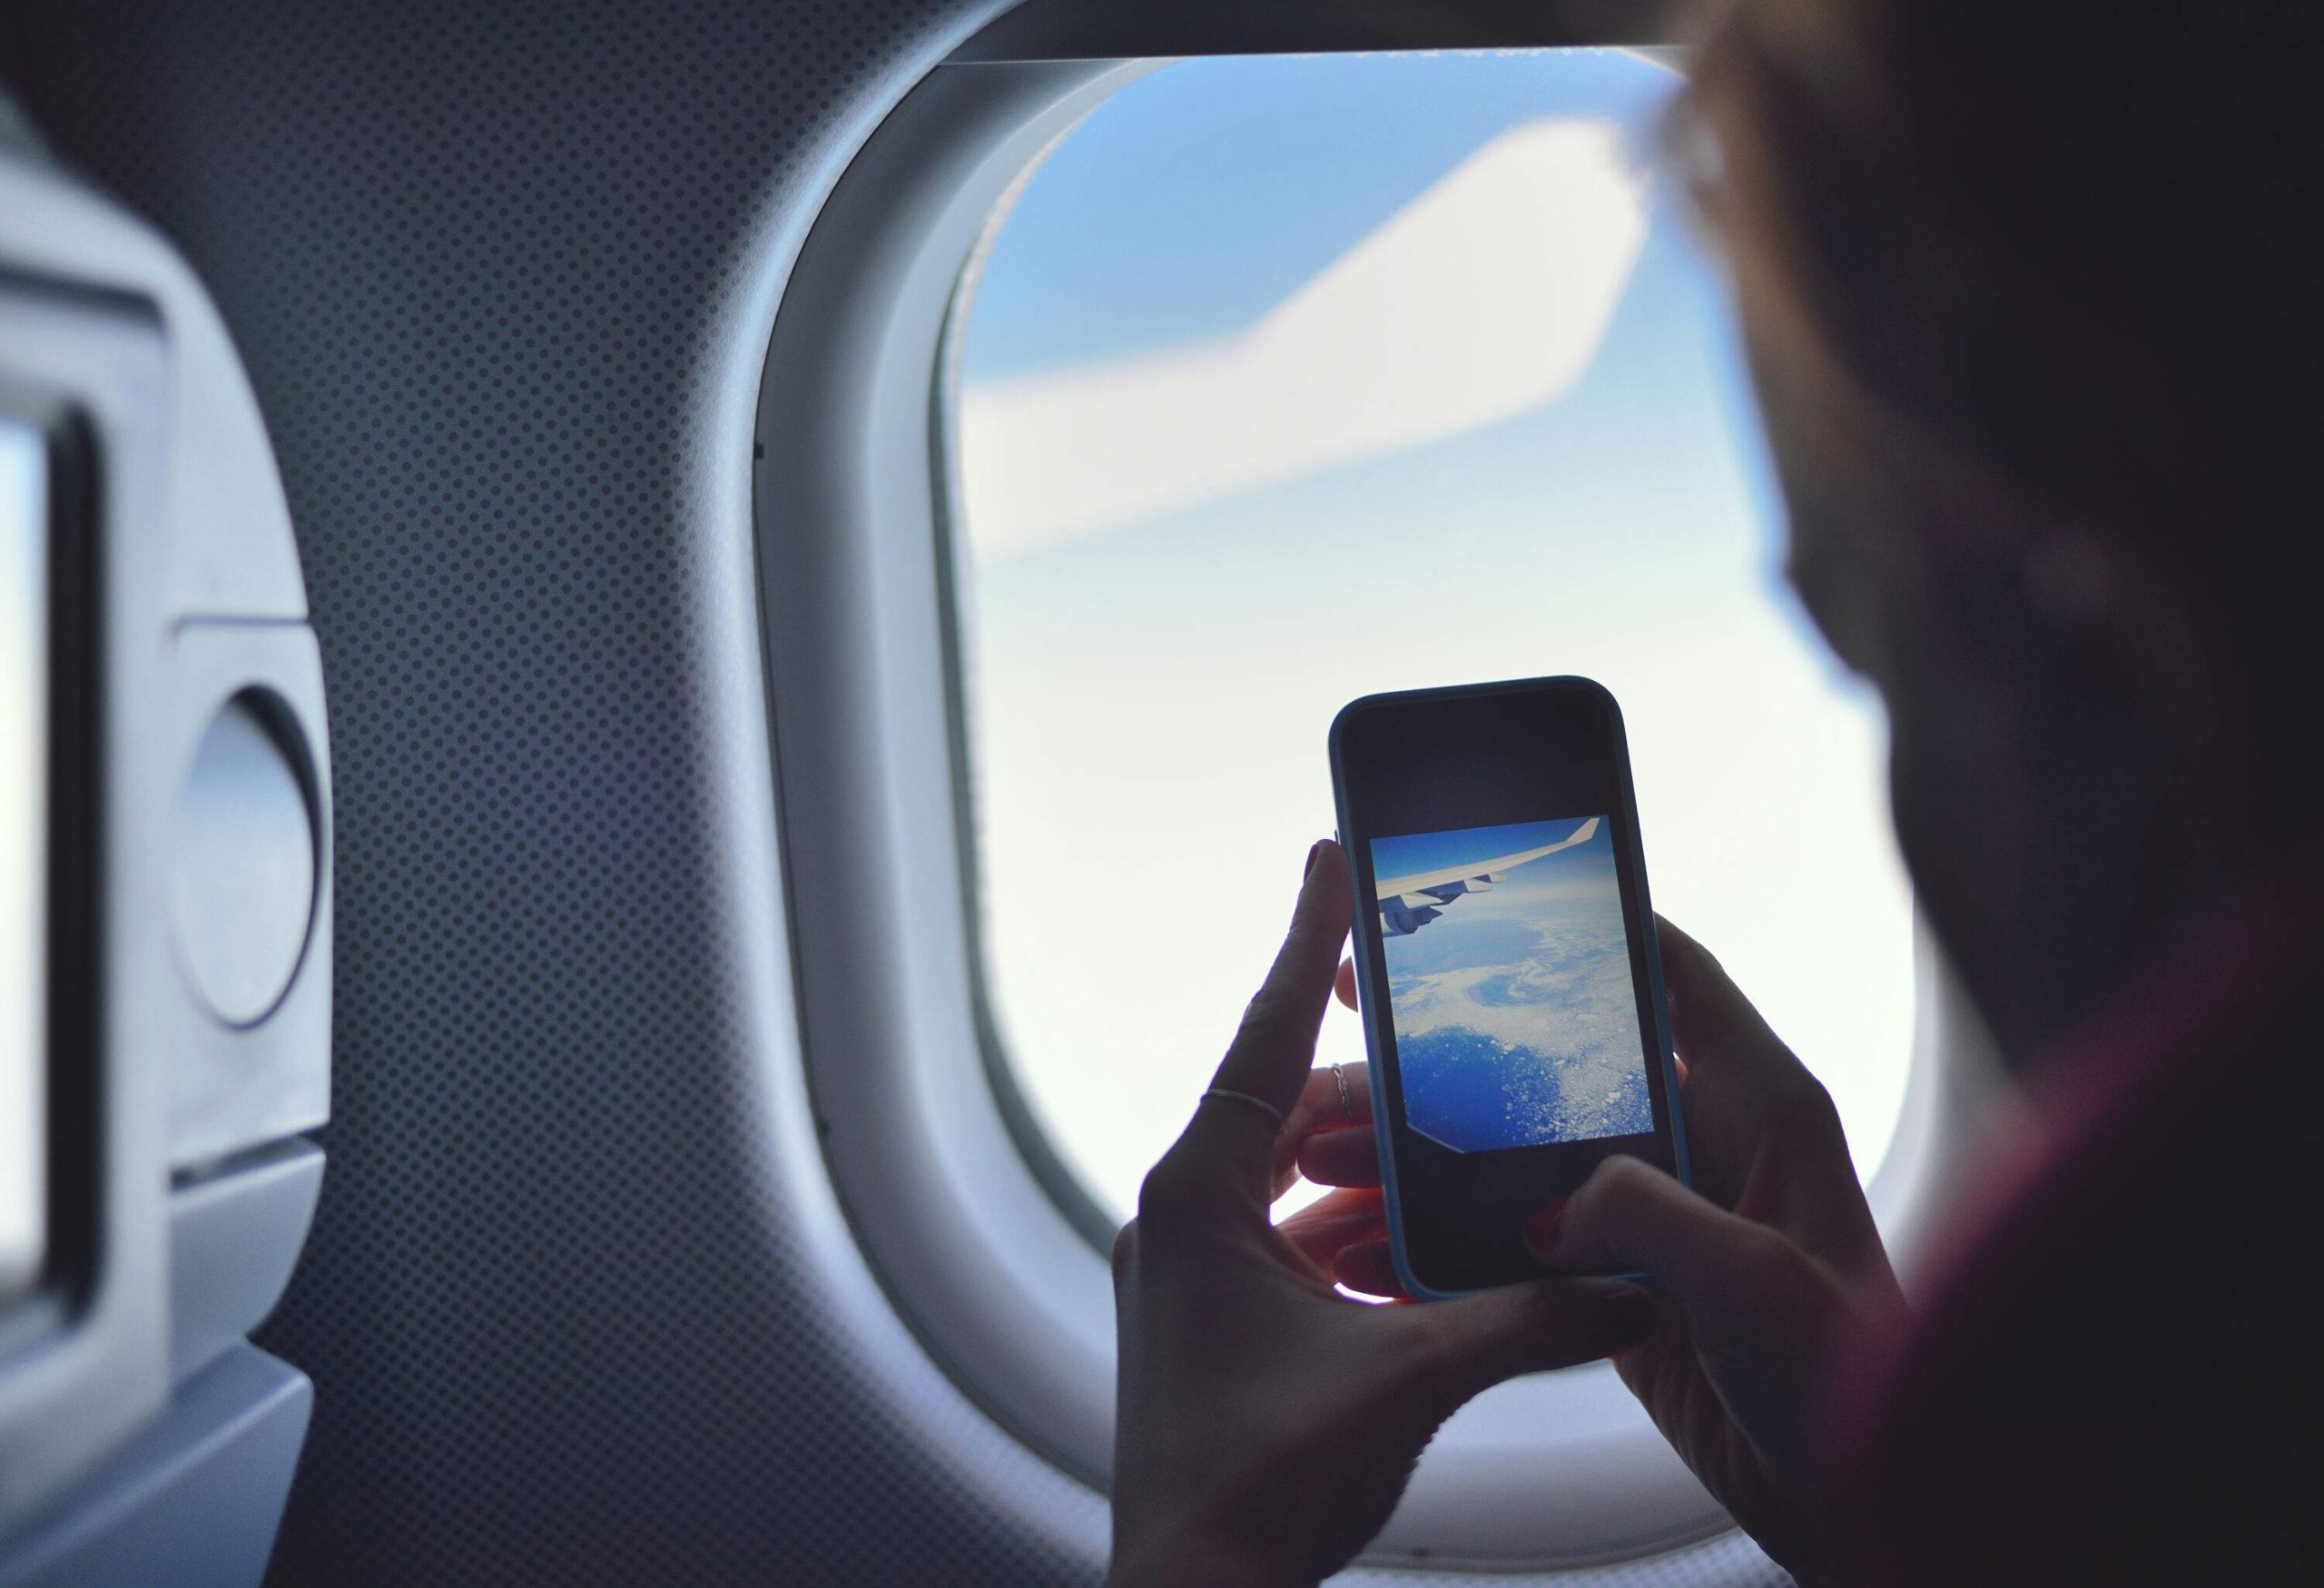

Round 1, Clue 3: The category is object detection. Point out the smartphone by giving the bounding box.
[1329,676,1687,1297]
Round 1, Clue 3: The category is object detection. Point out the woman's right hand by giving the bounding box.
[1299,920,1905,1579]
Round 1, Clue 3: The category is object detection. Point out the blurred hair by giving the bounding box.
[1673,0,2319,794]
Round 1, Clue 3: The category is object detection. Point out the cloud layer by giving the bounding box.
[1390,911,1652,1150]
[960,119,1647,558]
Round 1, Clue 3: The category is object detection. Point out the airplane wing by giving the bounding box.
[1374,816,1601,937]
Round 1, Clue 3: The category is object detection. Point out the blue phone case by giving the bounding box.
[1328,675,1690,1301]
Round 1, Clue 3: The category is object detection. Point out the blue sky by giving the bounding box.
[968,51,1683,380]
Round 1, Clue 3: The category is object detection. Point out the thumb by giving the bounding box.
[1393,1277,1657,1407]
[1533,1157,1795,1303]
[1538,1157,1846,1467]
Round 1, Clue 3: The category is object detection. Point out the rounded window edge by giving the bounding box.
[754,33,1996,1576]
[931,162,1136,1256]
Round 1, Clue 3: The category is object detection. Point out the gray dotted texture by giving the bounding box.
[1345,1536,1787,1588]
[1,3,1784,1584]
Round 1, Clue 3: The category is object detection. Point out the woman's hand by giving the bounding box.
[1303,919,1905,1579]
[1107,841,1658,1588]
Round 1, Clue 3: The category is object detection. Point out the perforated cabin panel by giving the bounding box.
[0,5,1779,1583]
[0,4,1107,1583]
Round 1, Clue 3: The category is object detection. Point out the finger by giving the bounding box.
[1392,1277,1659,1407]
[1289,1058,1376,1186]
[1655,917,1858,1221]
[1187,841,1354,1186]
[1277,1188,1387,1273]
[1530,1156,1772,1287]
[1210,840,1353,1106]
[1297,1124,1383,1189]
[1274,1060,1372,1197]
[1654,916,1811,1089]
[1330,1239,1408,1300]
[1533,1154,1851,1471]
[1289,1060,1370,1132]
[1334,957,1358,1010]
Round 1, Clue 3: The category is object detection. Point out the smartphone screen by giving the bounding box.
[1330,676,1684,1295]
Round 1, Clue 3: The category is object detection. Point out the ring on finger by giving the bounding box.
[1202,1087,1287,1133]
[1330,1061,1354,1122]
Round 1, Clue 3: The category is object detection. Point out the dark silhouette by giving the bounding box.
[1107,2,2319,1583]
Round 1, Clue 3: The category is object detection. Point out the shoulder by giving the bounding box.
[1829,922,2316,1584]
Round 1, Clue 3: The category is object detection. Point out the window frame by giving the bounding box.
[931,227,1121,1252]
[753,31,1999,1573]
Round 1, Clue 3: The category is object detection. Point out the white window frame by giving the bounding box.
[753,36,2001,1573]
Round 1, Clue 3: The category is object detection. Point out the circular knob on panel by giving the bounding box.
[172,690,319,1027]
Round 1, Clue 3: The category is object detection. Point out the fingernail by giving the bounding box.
[1305,841,1325,878]
[1521,1200,1564,1258]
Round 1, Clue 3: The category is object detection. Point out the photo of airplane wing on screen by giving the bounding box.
[1374,817,1601,936]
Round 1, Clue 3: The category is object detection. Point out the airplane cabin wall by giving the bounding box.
[0,2,1104,1582]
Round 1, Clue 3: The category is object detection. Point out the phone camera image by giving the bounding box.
[1372,816,1650,1153]
[1333,678,1683,1293]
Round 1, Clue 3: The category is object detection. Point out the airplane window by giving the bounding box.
[948,50,1915,1223]
[1,416,44,1305]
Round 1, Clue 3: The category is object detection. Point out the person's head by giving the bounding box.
[1672,0,2319,1061]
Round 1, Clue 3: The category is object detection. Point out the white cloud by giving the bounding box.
[959,119,1649,559]
[1389,934,1640,1056]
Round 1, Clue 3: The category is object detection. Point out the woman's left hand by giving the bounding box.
[1107,840,1659,1588]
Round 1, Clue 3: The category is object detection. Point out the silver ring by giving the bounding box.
[1330,1062,1354,1122]
[1202,1087,1286,1132]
